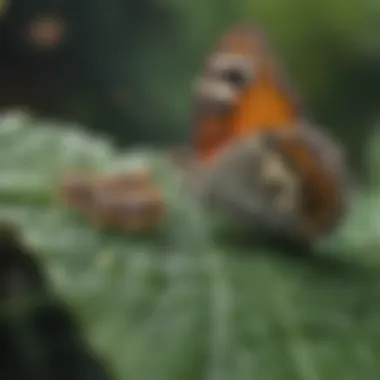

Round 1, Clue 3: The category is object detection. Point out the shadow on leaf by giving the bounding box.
[0,223,115,380]
[214,226,380,283]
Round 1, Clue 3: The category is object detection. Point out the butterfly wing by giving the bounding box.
[271,122,350,238]
[196,123,349,243]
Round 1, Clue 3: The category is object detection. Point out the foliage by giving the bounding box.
[0,224,113,380]
[1,111,380,379]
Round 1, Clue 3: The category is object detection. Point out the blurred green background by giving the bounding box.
[1,0,380,169]
[2,2,380,379]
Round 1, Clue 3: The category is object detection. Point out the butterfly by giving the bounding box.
[190,24,350,243]
[59,23,350,244]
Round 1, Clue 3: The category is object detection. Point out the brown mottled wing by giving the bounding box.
[193,132,303,236]
[270,122,350,239]
[193,122,350,243]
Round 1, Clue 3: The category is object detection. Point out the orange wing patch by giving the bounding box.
[193,24,301,161]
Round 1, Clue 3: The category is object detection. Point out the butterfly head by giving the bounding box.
[193,24,302,161]
[195,25,266,113]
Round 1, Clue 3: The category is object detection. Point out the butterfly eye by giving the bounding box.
[210,53,253,89]
[219,66,251,89]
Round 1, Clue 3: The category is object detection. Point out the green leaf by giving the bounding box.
[1,111,380,380]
